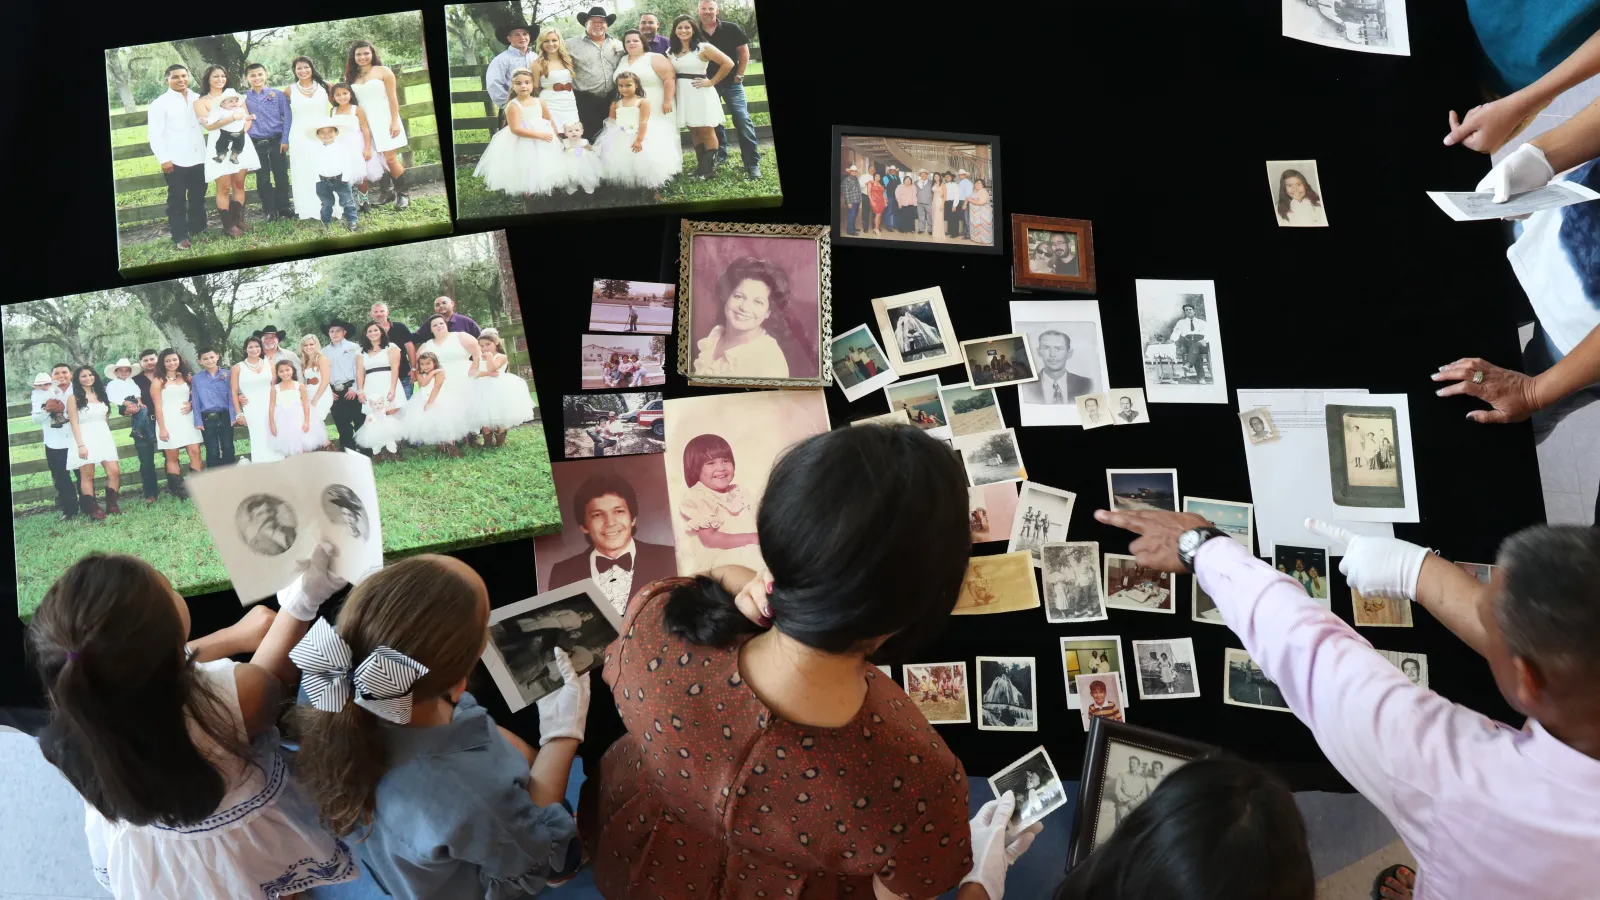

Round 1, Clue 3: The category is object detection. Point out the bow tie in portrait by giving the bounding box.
[597,553,633,573]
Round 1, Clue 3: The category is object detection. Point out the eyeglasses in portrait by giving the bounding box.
[1010,215,1096,294]
[832,126,1002,255]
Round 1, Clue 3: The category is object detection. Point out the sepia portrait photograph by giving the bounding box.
[977,656,1038,732]
[1061,635,1128,710]
[580,333,668,389]
[1378,649,1430,689]
[1239,406,1279,444]
[1130,638,1200,700]
[1077,393,1110,430]
[1042,542,1108,624]
[560,392,664,459]
[1070,722,1221,866]
[1135,279,1229,404]
[1104,554,1174,614]
[1011,215,1096,294]
[902,661,971,725]
[884,376,952,439]
[1106,468,1179,513]
[1182,497,1254,553]
[828,324,898,403]
[532,452,676,603]
[1010,300,1110,427]
[1352,588,1414,628]
[1327,404,1406,508]
[969,482,1018,544]
[940,382,1005,437]
[833,126,1002,255]
[1107,388,1149,426]
[960,334,1037,390]
[871,287,959,375]
[1223,648,1291,713]
[953,551,1039,616]
[588,279,675,334]
[989,746,1068,830]
[481,578,623,712]
[1272,543,1331,607]
[1077,673,1126,731]
[1266,160,1329,227]
[678,221,829,387]
[1282,0,1410,57]
[953,429,1027,487]
[1008,481,1079,566]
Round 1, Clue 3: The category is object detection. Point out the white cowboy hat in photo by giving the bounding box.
[104,358,134,379]
[847,163,858,172]
[31,373,52,387]
[217,87,242,105]
[576,4,616,25]
[958,169,969,176]
[300,116,346,143]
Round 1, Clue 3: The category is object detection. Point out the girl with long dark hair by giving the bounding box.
[286,56,332,220]
[151,348,203,497]
[347,40,412,209]
[192,65,260,236]
[668,14,734,178]
[691,255,807,379]
[1276,168,1326,226]
[66,365,120,519]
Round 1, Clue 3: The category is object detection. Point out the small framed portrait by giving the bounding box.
[989,746,1069,830]
[1068,719,1221,867]
[884,376,952,439]
[1077,394,1111,430]
[969,483,1019,544]
[1182,497,1254,553]
[1266,160,1329,227]
[1061,635,1129,709]
[871,287,960,375]
[1222,648,1292,712]
[1077,673,1127,731]
[1129,639,1200,700]
[1239,407,1279,444]
[940,382,1005,437]
[1010,300,1109,427]
[1352,588,1414,627]
[1011,215,1096,294]
[560,393,665,460]
[831,126,1003,255]
[952,429,1027,487]
[1106,388,1149,426]
[677,220,831,388]
[1106,468,1179,513]
[1270,543,1331,608]
[960,334,1037,389]
[1104,554,1174,614]
[829,324,898,403]
[902,661,971,725]
[588,280,675,334]
[1042,543,1108,624]
[1008,481,1079,566]
[953,551,1039,616]
[1378,649,1430,689]
[976,656,1038,732]
[481,578,623,712]
[581,334,668,389]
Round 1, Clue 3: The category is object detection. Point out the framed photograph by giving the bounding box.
[1239,407,1279,444]
[953,551,1040,616]
[1104,554,1175,614]
[829,324,898,403]
[1455,561,1497,583]
[1008,482,1079,566]
[1270,542,1331,608]
[532,454,677,602]
[1043,543,1108,624]
[952,429,1027,487]
[976,656,1038,732]
[1326,404,1406,509]
[580,334,668,389]
[1378,649,1430,689]
[851,408,909,427]
[446,2,783,225]
[1192,580,1224,625]
[482,579,623,712]
[832,126,1002,255]
[902,661,971,725]
[1077,394,1111,430]
[1010,301,1110,427]
[104,12,452,277]
[969,483,1018,545]
[1265,160,1329,227]
[1134,279,1229,404]
[1068,719,1221,866]
[885,376,952,439]
[1182,497,1254,553]
[960,334,1037,389]
[6,232,557,619]
[1107,388,1150,426]
[1352,588,1414,627]
[1281,0,1410,57]
[1012,215,1096,294]
[872,287,960,375]
[940,382,1005,437]
[1106,468,1179,513]
[560,393,664,459]
[989,746,1069,830]
[1060,635,1129,709]
[677,220,831,388]
[1077,673,1127,731]
[1130,638,1200,700]
[588,280,675,334]
[1222,648,1292,713]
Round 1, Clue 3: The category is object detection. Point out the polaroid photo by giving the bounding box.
[1352,588,1414,627]
[852,408,911,427]
[533,454,676,597]
[581,334,668,389]
[1078,393,1112,430]
[1182,497,1254,553]
[1077,673,1127,731]
[832,127,1003,256]
[1107,388,1150,426]
[1427,182,1600,222]
[976,657,1038,732]
[953,429,1028,487]
[902,661,971,725]
[885,375,953,439]
[1042,542,1108,624]
[1012,215,1096,294]
[829,324,899,402]
[1271,542,1332,609]
[1192,580,1225,626]
[872,287,960,375]
[1104,554,1175,614]
[953,551,1040,616]
[1455,561,1497,584]
[940,382,1006,437]
[1281,0,1410,56]
[1326,399,1419,522]
[588,280,675,334]
[1240,407,1280,444]
[1134,279,1229,404]
[988,746,1069,830]
[1008,482,1079,565]
[1266,161,1329,227]
[560,393,665,460]
[1061,635,1130,709]
[1106,468,1179,513]
[1223,648,1293,713]
[1377,649,1430,689]
[481,579,623,713]
[970,482,1019,544]
[1130,638,1201,700]
[1010,300,1110,426]
[960,334,1038,390]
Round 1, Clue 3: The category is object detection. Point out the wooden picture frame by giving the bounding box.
[1067,719,1222,869]
[831,126,1004,256]
[1011,215,1097,294]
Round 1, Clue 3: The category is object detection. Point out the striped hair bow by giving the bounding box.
[288,618,430,724]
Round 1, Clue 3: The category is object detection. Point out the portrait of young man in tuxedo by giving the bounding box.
[548,473,676,613]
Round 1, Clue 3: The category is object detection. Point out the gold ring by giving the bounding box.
[1472,370,1485,385]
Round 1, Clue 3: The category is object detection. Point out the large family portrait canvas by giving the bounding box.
[832,126,1003,255]
[6,231,557,618]
[446,1,781,224]
[106,11,452,275]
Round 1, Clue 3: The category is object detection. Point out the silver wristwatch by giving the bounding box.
[1177,526,1230,573]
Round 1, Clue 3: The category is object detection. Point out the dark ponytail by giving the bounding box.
[660,576,764,647]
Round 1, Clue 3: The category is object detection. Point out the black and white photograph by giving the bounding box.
[1077,393,1110,430]
[1104,554,1174,614]
[959,334,1037,390]
[1325,395,1420,522]
[1076,673,1126,731]
[952,429,1027,487]
[1130,638,1200,700]
[1060,635,1128,710]
[588,279,675,334]
[977,656,1038,732]
[988,746,1068,830]
[1378,649,1430,689]
[561,393,664,459]
[1107,388,1149,426]
[872,287,959,375]
[1223,648,1291,712]
[884,376,952,438]
[1271,542,1331,608]
[237,494,297,555]
[1266,160,1329,227]
[1043,542,1108,624]
[1092,739,1190,848]
[1010,300,1110,427]
[320,484,368,539]
[828,324,899,402]
[1282,0,1411,57]
[940,382,1005,437]
[833,127,1002,255]
[1239,406,1279,444]
[1135,279,1229,405]
[1106,468,1179,513]
[1007,481,1079,566]
[481,578,623,712]
[1011,215,1096,294]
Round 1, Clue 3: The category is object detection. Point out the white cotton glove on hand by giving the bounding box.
[275,542,347,621]
[1305,519,1428,602]
[535,647,590,746]
[1475,143,1555,209]
[960,791,1042,900]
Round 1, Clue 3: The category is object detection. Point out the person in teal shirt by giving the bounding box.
[1447,4,1600,152]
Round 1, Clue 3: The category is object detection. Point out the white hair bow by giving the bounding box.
[288,618,430,724]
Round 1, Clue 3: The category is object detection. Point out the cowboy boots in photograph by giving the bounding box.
[104,486,121,515]
[80,494,106,521]
[373,173,395,205]
[392,171,411,211]
[167,470,188,499]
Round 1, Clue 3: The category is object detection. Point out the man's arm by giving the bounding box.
[735,42,749,77]
[486,55,510,109]
[1414,555,1494,657]
[147,96,171,164]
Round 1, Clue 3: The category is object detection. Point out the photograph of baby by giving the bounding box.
[1130,638,1200,700]
[1182,497,1253,552]
[1008,482,1078,566]
[1272,543,1331,607]
[560,393,664,459]
[833,128,1002,254]
[1010,300,1109,427]
[1378,649,1430,689]
[1223,648,1291,713]
[532,454,676,608]
[977,656,1038,732]
[588,279,675,334]
[953,429,1027,486]
[482,579,623,712]
[1352,588,1414,628]
[1266,160,1329,227]
[663,390,830,576]
[1061,635,1128,709]
[902,662,971,725]
[960,335,1037,389]
[1077,674,1126,731]
[236,494,297,556]
[1135,279,1229,405]
[940,383,1004,437]
[989,746,1068,830]
[1239,407,1279,444]
[829,324,897,403]
[680,223,828,386]
[969,483,1018,544]
[1105,554,1174,614]
[1077,394,1110,430]
[1106,469,1179,513]
[872,287,958,374]
[884,376,951,438]
[1094,741,1190,848]
[1042,542,1107,624]
[580,334,668,389]
[953,551,1039,616]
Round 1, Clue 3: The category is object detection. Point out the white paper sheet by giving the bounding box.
[1236,389,1392,554]
[1282,0,1410,57]
[1325,392,1420,523]
[1426,181,1600,221]
[187,449,384,603]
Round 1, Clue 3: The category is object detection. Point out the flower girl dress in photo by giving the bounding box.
[271,385,329,456]
[473,96,563,197]
[403,370,473,449]
[557,121,602,195]
[472,355,535,433]
[598,104,678,190]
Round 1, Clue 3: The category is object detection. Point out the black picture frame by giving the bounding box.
[830,125,1004,256]
[1066,718,1222,869]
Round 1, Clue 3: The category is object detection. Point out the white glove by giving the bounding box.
[1305,519,1428,601]
[960,791,1043,900]
[535,647,589,746]
[275,542,347,621]
[1475,143,1555,206]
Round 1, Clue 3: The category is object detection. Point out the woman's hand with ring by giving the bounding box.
[1433,356,1540,423]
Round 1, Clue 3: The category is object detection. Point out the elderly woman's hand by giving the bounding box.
[1432,357,1541,423]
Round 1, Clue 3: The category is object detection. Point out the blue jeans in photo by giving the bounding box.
[200,409,237,467]
[845,201,860,235]
[713,79,759,170]
[317,177,357,226]
[400,375,414,399]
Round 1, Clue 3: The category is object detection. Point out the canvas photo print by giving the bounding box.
[6,232,555,618]
[902,662,971,725]
[1106,469,1178,513]
[1223,648,1291,713]
[828,324,897,403]
[953,429,1027,487]
[1134,279,1228,404]
[107,11,451,276]
[447,1,781,223]
[833,127,1002,254]
[1379,650,1429,689]
[977,656,1038,732]
[482,579,623,712]
[1010,300,1109,427]
[560,392,663,459]
[1266,160,1329,227]
[1008,482,1078,566]
[588,279,674,334]
[1061,635,1128,710]
[960,334,1037,390]
[1042,542,1107,624]
[1104,554,1174,614]
[940,383,1004,437]
[884,376,951,438]
[969,483,1018,544]
[1272,543,1331,607]
[1012,215,1096,294]
[580,333,667,389]
[532,453,676,602]
[989,746,1068,830]
[872,287,958,375]
[953,551,1039,616]
[1327,404,1406,509]
[1131,638,1200,700]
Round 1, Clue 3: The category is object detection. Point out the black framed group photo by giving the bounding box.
[832,126,1002,254]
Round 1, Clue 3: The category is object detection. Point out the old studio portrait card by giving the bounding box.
[1012,215,1097,294]
[902,662,971,725]
[1077,394,1111,430]
[1106,469,1179,513]
[960,334,1038,390]
[1077,674,1127,731]
[969,483,1019,544]
[1107,389,1150,426]
[953,429,1028,487]
[1271,543,1332,608]
[1009,300,1110,427]
[560,393,665,460]
[1378,649,1430,689]
[588,280,675,334]
[885,376,953,440]
[953,551,1040,616]
[832,126,1003,255]
[829,324,898,403]
[1325,398,1420,522]
[1239,407,1280,444]
[107,11,452,276]
[1281,0,1410,56]
[1042,543,1109,624]
[1352,588,1415,628]
[1070,721,1220,866]
[1182,497,1254,553]
[1061,635,1130,710]
[977,656,1039,732]
[532,453,676,601]
[1223,648,1292,713]
[677,220,830,388]
[989,746,1069,830]
[871,287,960,375]
[940,383,1005,437]
[1008,481,1079,566]
[1134,279,1229,404]
[447,1,783,225]
[481,579,623,713]
[1104,554,1175,614]
[1130,638,1200,700]
[1266,160,1330,227]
